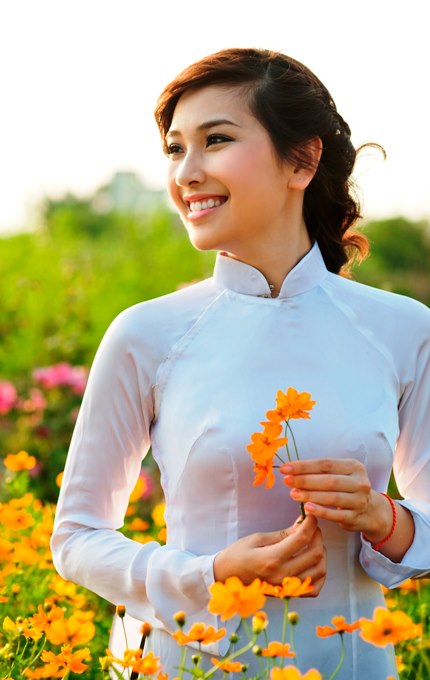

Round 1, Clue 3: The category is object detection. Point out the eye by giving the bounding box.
[206,134,232,147]
[165,142,183,157]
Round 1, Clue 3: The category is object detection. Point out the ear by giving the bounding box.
[287,137,323,190]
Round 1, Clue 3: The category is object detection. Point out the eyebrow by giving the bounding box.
[167,118,240,137]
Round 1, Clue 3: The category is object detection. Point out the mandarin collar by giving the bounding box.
[213,242,328,299]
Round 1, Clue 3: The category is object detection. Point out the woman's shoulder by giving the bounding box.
[100,276,218,351]
[326,272,430,328]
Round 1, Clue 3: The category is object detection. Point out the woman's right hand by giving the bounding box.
[213,515,326,597]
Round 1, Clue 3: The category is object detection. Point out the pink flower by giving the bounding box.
[21,388,47,413]
[0,381,17,415]
[33,363,88,395]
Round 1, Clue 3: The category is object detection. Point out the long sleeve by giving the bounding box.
[50,303,218,631]
[360,300,430,586]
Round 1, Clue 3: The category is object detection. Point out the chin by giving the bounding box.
[186,228,223,253]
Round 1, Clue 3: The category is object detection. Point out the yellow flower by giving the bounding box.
[151,502,166,527]
[271,667,322,680]
[173,622,226,645]
[208,576,266,621]
[262,576,313,599]
[210,657,244,672]
[360,607,422,647]
[266,388,316,423]
[3,450,37,472]
[316,615,361,637]
[252,610,269,634]
[261,641,295,658]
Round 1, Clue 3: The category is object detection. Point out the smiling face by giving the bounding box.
[165,85,310,261]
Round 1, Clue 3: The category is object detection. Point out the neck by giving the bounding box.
[225,222,312,297]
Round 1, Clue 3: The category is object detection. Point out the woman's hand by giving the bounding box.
[280,458,389,537]
[213,514,326,597]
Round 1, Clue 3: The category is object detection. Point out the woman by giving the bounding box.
[51,48,430,678]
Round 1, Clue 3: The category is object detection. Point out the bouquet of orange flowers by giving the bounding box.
[246,387,316,519]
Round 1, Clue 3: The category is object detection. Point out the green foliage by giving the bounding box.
[0,204,215,380]
[353,217,430,304]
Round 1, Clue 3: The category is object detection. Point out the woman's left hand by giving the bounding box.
[280,458,386,536]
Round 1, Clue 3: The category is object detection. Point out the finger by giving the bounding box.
[289,488,367,510]
[284,473,360,492]
[278,533,325,578]
[253,525,297,548]
[280,458,364,476]
[303,502,362,529]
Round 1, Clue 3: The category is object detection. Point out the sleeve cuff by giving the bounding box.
[360,501,430,587]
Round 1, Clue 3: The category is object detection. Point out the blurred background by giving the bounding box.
[0,0,429,493]
[0,6,429,674]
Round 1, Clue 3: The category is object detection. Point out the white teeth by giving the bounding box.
[189,198,224,212]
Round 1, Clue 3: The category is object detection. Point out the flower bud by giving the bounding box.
[252,645,262,656]
[252,610,268,634]
[191,654,200,665]
[173,611,186,627]
[288,611,300,625]
[116,605,126,618]
[141,621,152,637]
[229,632,239,644]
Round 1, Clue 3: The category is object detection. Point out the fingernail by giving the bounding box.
[290,488,300,499]
[305,503,317,512]
[280,464,293,473]
[283,476,293,486]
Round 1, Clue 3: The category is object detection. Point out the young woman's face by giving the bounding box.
[165,85,300,257]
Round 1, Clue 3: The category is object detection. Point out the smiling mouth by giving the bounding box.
[187,197,227,212]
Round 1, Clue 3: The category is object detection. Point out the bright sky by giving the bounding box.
[1,0,429,234]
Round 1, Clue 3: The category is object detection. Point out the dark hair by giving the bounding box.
[155,48,379,274]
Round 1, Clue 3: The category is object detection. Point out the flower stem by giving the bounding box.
[281,599,289,646]
[328,634,345,680]
[285,421,306,521]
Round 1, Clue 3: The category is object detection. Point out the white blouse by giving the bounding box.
[51,243,430,679]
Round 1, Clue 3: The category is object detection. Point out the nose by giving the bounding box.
[174,149,206,187]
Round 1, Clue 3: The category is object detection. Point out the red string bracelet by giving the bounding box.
[363,492,397,551]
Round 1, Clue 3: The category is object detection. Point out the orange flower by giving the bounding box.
[208,576,266,621]
[210,657,244,672]
[316,615,361,637]
[173,622,226,645]
[31,603,64,634]
[360,607,422,647]
[253,458,276,489]
[262,576,313,599]
[46,611,96,646]
[262,641,295,658]
[270,667,322,680]
[41,645,91,675]
[247,421,288,464]
[107,649,162,675]
[3,450,37,472]
[266,388,316,423]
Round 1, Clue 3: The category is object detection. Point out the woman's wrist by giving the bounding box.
[362,492,396,548]
[361,490,394,545]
